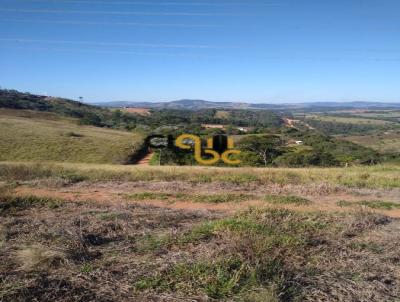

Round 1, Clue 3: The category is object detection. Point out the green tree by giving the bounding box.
[238,135,282,166]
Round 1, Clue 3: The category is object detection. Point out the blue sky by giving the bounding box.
[0,0,399,103]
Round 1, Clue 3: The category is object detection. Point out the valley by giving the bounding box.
[1,89,400,301]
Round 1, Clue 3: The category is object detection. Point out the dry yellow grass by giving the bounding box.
[0,161,399,189]
[339,131,400,154]
[306,114,395,125]
[16,245,66,271]
[0,109,144,164]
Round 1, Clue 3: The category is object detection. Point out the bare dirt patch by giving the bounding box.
[11,181,400,217]
[123,108,151,116]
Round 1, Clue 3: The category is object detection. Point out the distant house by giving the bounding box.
[202,124,225,129]
[237,127,249,133]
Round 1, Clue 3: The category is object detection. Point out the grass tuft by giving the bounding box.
[337,199,400,210]
[124,191,254,204]
[193,193,253,204]
[135,258,285,299]
[125,192,172,201]
[0,195,65,213]
[135,208,331,299]
[16,245,66,271]
[264,194,312,205]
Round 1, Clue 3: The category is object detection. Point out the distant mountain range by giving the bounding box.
[94,99,400,111]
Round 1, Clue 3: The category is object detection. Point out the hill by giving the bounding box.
[0,88,394,167]
[0,109,144,164]
[0,89,140,129]
[94,99,268,110]
[0,89,284,129]
[95,99,400,111]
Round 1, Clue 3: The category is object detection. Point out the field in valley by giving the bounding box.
[1,162,400,301]
[339,130,400,154]
[305,114,395,125]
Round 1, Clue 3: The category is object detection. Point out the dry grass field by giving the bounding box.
[339,131,400,154]
[121,108,151,116]
[0,109,144,164]
[305,114,395,125]
[1,161,399,188]
[1,162,400,301]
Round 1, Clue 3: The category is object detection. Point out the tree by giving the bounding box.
[238,135,282,166]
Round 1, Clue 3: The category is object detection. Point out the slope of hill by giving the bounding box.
[0,89,106,117]
[0,89,139,129]
[0,109,144,164]
[0,89,284,129]
[340,131,400,154]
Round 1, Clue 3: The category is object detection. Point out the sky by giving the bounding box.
[0,0,399,103]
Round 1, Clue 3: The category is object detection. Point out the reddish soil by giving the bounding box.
[136,152,154,166]
[12,185,400,217]
[123,108,151,116]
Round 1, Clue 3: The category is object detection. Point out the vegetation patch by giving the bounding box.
[215,173,260,184]
[16,245,66,271]
[134,209,333,299]
[124,192,254,204]
[135,233,173,253]
[65,131,84,138]
[350,241,383,253]
[125,192,173,201]
[0,195,65,214]
[265,194,312,205]
[192,193,253,204]
[135,257,286,299]
[337,199,400,210]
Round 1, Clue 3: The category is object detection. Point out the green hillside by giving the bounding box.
[0,89,141,129]
[0,109,144,164]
